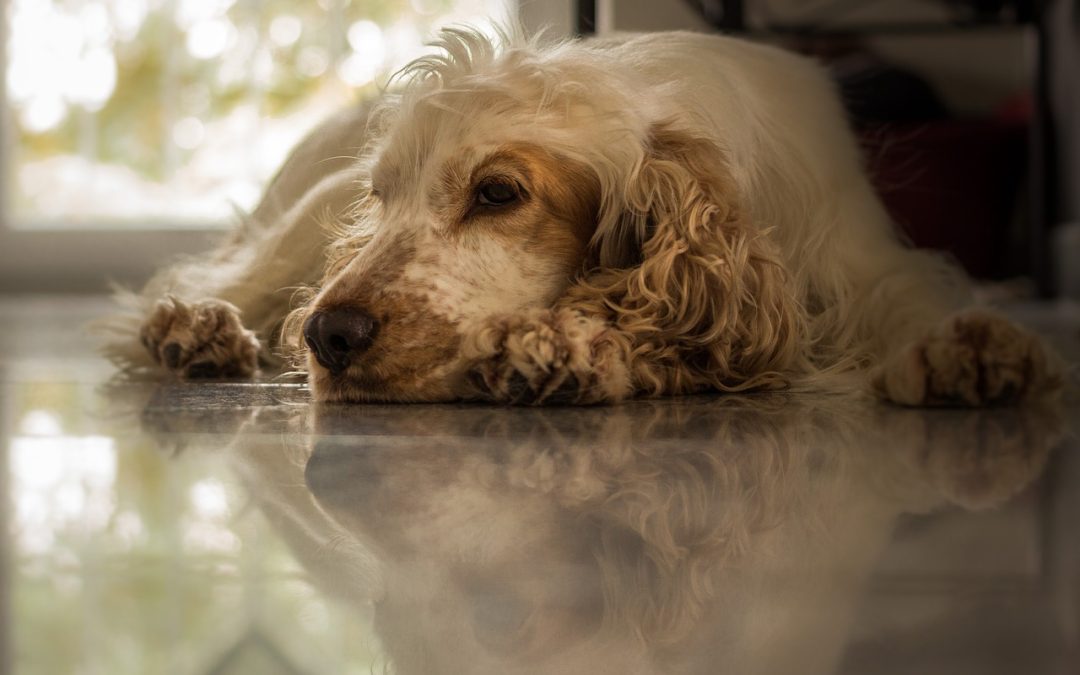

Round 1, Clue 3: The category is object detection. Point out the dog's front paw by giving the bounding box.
[139,297,260,378]
[464,309,630,405]
[871,310,1059,407]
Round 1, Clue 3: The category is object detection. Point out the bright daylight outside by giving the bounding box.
[5,0,510,228]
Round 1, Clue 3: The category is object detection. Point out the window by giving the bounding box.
[5,0,512,229]
[0,0,528,290]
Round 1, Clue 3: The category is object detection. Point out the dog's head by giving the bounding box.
[288,28,797,402]
[290,28,632,402]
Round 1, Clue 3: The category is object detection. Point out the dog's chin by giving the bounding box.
[307,359,463,404]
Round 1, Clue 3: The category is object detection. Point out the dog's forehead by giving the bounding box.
[373,94,539,189]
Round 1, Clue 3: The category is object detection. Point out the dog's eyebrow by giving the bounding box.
[469,147,534,184]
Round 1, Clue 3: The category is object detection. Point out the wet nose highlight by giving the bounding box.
[303,308,378,375]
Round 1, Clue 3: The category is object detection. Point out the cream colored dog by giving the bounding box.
[106,27,1058,405]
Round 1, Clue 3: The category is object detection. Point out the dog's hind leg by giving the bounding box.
[839,236,1061,407]
[847,241,1060,408]
[869,307,1061,407]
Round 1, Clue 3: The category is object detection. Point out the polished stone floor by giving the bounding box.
[2,295,1079,675]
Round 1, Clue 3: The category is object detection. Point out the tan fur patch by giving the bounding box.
[432,143,600,268]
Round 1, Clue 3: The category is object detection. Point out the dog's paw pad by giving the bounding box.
[162,342,184,370]
[504,370,538,404]
[872,311,1058,407]
[185,360,227,379]
[544,373,583,405]
[139,297,260,379]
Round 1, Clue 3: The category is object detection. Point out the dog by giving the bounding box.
[103,27,1060,405]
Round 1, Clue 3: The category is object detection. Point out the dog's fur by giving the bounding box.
[103,28,1059,405]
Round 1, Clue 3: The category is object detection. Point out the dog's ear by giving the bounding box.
[569,122,807,394]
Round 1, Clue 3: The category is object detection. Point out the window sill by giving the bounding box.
[0,227,225,293]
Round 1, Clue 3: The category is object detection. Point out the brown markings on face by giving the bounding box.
[310,237,462,402]
[432,143,601,274]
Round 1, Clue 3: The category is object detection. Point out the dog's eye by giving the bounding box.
[476,180,520,207]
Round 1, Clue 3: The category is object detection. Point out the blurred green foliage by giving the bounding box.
[12,0,460,182]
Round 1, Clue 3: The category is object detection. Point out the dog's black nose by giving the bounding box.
[303,308,378,375]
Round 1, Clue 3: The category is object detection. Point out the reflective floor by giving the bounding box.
[2,296,1079,675]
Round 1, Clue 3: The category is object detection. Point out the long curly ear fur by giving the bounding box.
[563,122,810,395]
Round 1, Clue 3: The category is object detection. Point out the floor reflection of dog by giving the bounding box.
[230,397,1062,675]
